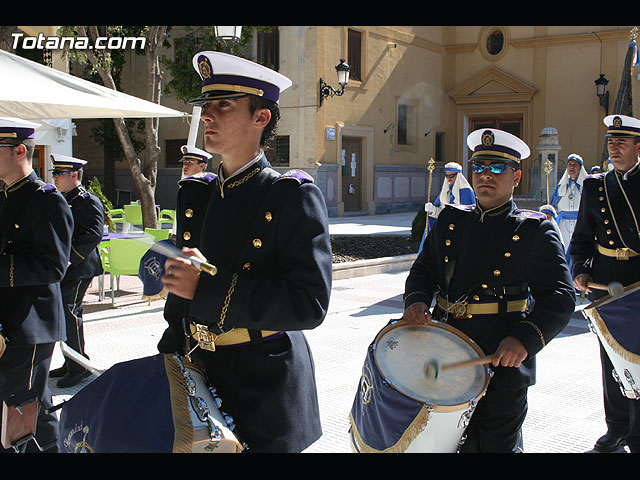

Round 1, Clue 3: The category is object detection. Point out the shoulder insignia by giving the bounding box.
[179,172,217,186]
[444,203,475,212]
[513,209,545,221]
[273,169,314,185]
[37,183,57,193]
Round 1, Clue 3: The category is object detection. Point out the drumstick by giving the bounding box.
[424,355,494,381]
[586,281,624,297]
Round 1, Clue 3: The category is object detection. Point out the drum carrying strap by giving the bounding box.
[440,210,531,315]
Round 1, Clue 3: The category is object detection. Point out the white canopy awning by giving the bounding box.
[0,48,189,120]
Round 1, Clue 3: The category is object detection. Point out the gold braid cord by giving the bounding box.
[348,405,432,453]
[164,354,195,453]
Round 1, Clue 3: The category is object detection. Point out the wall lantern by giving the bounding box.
[319,59,350,106]
[214,26,243,52]
[595,73,610,115]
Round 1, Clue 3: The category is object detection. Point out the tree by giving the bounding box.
[59,26,170,228]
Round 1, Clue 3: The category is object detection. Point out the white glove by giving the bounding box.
[424,203,435,214]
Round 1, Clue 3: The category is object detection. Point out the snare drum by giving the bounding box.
[349,319,490,453]
[58,354,243,453]
[583,282,640,400]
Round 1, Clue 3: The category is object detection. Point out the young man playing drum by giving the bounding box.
[571,114,640,453]
[403,129,575,452]
[158,51,332,453]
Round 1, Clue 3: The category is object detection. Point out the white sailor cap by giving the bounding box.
[444,162,462,173]
[50,153,87,171]
[0,117,39,140]
[189,51,292,106]
[180,145,212,164]
[467,128,530,164]
[603,114,640,138]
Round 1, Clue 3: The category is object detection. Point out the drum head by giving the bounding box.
[374,322,488,407]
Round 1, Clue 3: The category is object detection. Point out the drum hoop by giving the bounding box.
[372,319,490,410]
[584,280,640,310]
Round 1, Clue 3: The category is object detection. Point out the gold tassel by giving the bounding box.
[142,287,169,302]
[163,354,195,453]
[589,308,640,364]
[348,405,432,453]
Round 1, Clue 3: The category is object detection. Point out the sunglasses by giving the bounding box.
[471,162,516,175]
[445,173,457,179]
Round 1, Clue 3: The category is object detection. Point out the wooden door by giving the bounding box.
[342,137,362,212]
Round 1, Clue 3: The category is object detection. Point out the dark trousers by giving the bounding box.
[61,278,92,373]
[599,343,640,452]
[0,343,58,453]
[458,384,528,453]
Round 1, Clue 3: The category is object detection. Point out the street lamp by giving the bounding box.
[319,59,350,106]
[215,26,243,53]
[595,73,610,115]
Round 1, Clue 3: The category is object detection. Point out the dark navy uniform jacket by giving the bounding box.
[0,171,73,346]
[158,153,332,452]
[62,185,104,282]
[570,166,640,288]
[404,199,575,390]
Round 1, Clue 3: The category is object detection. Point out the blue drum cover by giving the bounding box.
[596,289,640,356]
[349,346,428,453]
[138,240,172,301]
[58,354,175,453]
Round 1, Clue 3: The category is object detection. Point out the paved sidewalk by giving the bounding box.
[47,212,619,453]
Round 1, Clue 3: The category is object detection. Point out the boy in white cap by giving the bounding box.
[0,118,73,452]
[159,52,332,453]
[404,128,574,452]
[571,114,640,453]
[419,161,475,254]
[49,154,104,388]
[179,145,211,179]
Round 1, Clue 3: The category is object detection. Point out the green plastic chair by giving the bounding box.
[109,209,124,224]
[144,228,170,242]
[101,238,151,306]
[158,209,176,228]
[123,204,143,233]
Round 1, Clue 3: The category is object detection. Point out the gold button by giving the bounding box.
[606,229,612,235]
[14,224,19,229]
[243,262,251,270]
[473,295,480,301]
[512,235,520,242]
[466,314,473,319]
[504,252,512,258]
[599,186,604,191]
[481,284,488,289]
[601,208,606,213]
[253,238,262,248]
[444,256,449,263]
[445,239,451,246]
[449,224,455,230]
[604,219,610,224]
[185,208,194,218]
[183,231,191,241]
[609,240,615,246]
[265,212,272,221]
[493,269,501,276]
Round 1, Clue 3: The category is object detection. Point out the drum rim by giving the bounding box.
[584,280,640,310]
[372,319,490,411]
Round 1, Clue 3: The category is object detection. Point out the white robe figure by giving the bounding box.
[550,154,588,253]
[418,162,475,254]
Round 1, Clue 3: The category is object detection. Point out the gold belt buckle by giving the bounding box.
[190,323,217,352]
[451,300,468,319]
[616,248,630,261]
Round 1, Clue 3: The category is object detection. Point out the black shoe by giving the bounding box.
[593,433,626,452]
[56,370,91,388]
[49,365,68,378]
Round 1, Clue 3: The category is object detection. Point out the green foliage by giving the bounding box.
[88,177,116,232]
[411,205,427,241]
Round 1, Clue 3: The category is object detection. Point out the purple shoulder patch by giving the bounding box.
[274,169,314,184]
